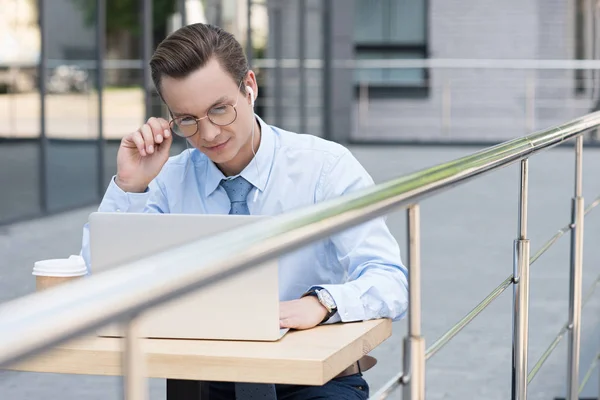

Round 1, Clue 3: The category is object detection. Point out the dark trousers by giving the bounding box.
[206,373,369,400]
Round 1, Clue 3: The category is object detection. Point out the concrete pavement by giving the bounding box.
[0,145,599,399]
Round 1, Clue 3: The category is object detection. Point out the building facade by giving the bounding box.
[1,0,597,225]
[263,0,597,144]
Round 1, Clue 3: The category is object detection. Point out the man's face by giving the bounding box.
[161,58,257,175]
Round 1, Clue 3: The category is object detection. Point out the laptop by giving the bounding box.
[88,212,289,341]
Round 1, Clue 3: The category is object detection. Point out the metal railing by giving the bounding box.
[250,58,600,138]
[7,58,600,142]
[0,112,600,399]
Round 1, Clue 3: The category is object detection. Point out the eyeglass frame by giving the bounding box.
[168,80,246,138]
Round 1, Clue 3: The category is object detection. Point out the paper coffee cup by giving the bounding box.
[33,255,87,291]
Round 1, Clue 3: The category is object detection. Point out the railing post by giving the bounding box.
[123,315,147,400]
[403,204,426,400]
[512,159,531,400]
[566,135,585,400]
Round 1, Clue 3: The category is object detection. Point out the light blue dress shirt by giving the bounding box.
[81,115,408,323]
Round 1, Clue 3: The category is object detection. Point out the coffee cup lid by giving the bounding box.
[33,255,87,277]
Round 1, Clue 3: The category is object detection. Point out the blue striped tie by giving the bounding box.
[220,176,277,400]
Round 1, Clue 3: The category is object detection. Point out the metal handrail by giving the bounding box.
[1,112,600,399]
[425,194,600,364]
[372,201,600,398]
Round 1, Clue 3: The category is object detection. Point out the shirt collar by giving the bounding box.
[204,114,275,197]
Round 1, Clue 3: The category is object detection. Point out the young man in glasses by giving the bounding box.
[82,23,408,399]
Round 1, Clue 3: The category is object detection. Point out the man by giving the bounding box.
[81,23,408,399]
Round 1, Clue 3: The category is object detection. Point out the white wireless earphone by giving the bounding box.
[246,86,255,107]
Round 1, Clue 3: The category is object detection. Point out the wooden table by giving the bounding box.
[8,319,392,399]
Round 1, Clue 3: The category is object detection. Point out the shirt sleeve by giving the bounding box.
[80,175,169,272]
[313,150,409,323]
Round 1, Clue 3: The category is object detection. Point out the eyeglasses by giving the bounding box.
[169,82,243,138]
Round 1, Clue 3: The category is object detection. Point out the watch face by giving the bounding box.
[317,289,337,311]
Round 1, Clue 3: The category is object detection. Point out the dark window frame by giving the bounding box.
[574,0,586,96]
[353,0,430,99]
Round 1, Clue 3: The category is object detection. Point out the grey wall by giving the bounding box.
[354,0,538,143]
[263,0,354,141]
[263,0,324,136]
[265,0,594,144]
[351,0,597,143]
[535,0,593,129]
[261,0,591,143]
[0,142,41,223]
[328,0,354,143]
[45,141,99,212]
[45,0,96,61]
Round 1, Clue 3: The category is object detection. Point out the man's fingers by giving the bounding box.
[129,131,146,156]
[139,124,155,154]
[156,127,173,155]
[279,317,297,329]
[279,302,295,328]
[147,117,164,144]
[157,117,171,135]
[278,301,293,319]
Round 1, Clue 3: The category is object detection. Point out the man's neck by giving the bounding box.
[218,117,262,177]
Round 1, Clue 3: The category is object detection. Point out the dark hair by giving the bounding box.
[150,23,249,94]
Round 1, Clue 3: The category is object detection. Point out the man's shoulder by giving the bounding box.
[273,125,350,161]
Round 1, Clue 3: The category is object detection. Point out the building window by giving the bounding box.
[573,0,598,97]
[574,0,587,95]
[353,0,428,98]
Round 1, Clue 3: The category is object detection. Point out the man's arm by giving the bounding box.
[314,150,409,323]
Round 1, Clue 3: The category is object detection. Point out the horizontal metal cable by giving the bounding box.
[370,274,600,398]
[529,227,571,266]
[586,196,600,215]
[582,274,600,306]
[424,195,600,364]
[527,323,569,384]
[527,273,600,384]
[370,198,600,398]
[369,373,405,400]
[371,275,515,397]
[425,275,514,360]
[579,352,599,396]
[530,194,600,266]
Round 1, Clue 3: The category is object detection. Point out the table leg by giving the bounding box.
[166,379,209,400]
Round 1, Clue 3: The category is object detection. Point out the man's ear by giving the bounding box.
[244,70,259,100]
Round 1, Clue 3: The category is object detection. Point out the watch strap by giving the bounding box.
[302,287,337,323]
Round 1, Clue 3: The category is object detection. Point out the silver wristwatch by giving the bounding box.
[304,287,337,322]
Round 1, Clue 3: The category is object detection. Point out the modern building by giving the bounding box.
[261,0,600,144]
[1,0,598,225]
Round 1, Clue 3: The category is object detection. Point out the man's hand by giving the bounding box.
[116,117,173,193]
[279,296,328,330]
